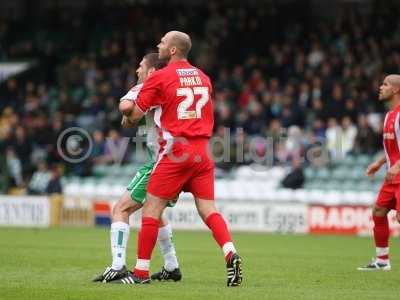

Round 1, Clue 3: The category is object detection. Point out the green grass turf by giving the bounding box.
[0,227,399,300]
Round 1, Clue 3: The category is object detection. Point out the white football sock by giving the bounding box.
[222,242,236,258]
[158,223,179,272]
[376,247,389,264]
[110,221,130,270]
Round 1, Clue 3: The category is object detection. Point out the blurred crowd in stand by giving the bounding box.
[1,2,399,193]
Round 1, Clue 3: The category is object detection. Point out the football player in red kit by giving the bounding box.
[114,31,242,286]
[358,74,400,271]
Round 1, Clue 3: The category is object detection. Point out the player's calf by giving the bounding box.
[112,192,142,222]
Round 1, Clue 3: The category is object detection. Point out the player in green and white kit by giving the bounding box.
[93,53,181,283]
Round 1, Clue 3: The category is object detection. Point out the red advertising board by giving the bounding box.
[308,205,400,236]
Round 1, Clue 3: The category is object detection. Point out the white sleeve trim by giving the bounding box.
[119,83,143,102]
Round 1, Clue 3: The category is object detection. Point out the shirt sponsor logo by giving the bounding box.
[176,68,199,76]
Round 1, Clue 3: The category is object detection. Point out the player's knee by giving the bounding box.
[112,194,133,218]
[111,200,124,218]
[195,199,217,221]
[372,206,388,217]
[142,194,167,219]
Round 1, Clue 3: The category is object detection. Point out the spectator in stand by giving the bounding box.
[91,130,107,165]
[6,147,23,189]
[354,114,380,155]
[1,79,20,111]
[340,116,358,156]
[102,129,128,165]
[285,126,304,162]
[11,126,33,175]
[0,137,9,193]
[326,118,342,160]
[46,165,63,195]
[281,158,305,189]
[28,161,51,195]
[0,4,398,186]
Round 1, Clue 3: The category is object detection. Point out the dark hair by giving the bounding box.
[143,53,167,70]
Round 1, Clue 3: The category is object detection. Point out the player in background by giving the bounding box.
[115,31,242,286]
[358,74,400,271]
[93,53,182,283]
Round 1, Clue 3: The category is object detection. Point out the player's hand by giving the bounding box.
[366,161,382,177]
[385,164,400,182]
[121,116,135,128]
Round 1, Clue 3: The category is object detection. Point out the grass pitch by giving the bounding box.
[0,227,399,300]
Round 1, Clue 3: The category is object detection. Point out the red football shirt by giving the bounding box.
[135,60,214,140]
[383,104,400,183]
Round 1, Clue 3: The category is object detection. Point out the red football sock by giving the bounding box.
[205,212,234,261]
[373,215,389,249]
[133,217,160,278]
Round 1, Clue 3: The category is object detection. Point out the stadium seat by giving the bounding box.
[374,169,385,180]
[325,191,343,205]
[111,185,126,198]
[292,189,309,203]
[341,180,356,191]
[349,166,365,180]
[358,191,375,205]
[64,183,81,197]
[308,190,326,202]
[324,180,343,191]
[81,182,97,197]
[331,167,348,180]
[215,180,230,200]
[342,191,359,203]
[341,155,356,167]
[355,155,371,167]
[314,168,330,180]
[92,165,109,177]
[304,168,316,180]
[95,184,113,198]
[273,188,293,202]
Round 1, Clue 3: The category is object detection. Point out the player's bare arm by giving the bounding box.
[124,103,145,126]
[119,100,136,128]
[366,156,386,177]
[118,93,145,127]
[119,99,134,115]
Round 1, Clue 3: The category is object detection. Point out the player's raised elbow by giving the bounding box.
[119,100,134,116]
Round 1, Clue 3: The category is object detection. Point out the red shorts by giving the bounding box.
[376,181,400,211]
[147,138,214,200]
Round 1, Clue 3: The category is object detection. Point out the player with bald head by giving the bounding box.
[116,31,242,286]
[158,31,192,61]
[358,74,400,271]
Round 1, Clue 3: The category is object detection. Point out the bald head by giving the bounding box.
[166,31,192,57]
[379,74,400,102]
[158,31,192,61]
[386,74,400,88]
